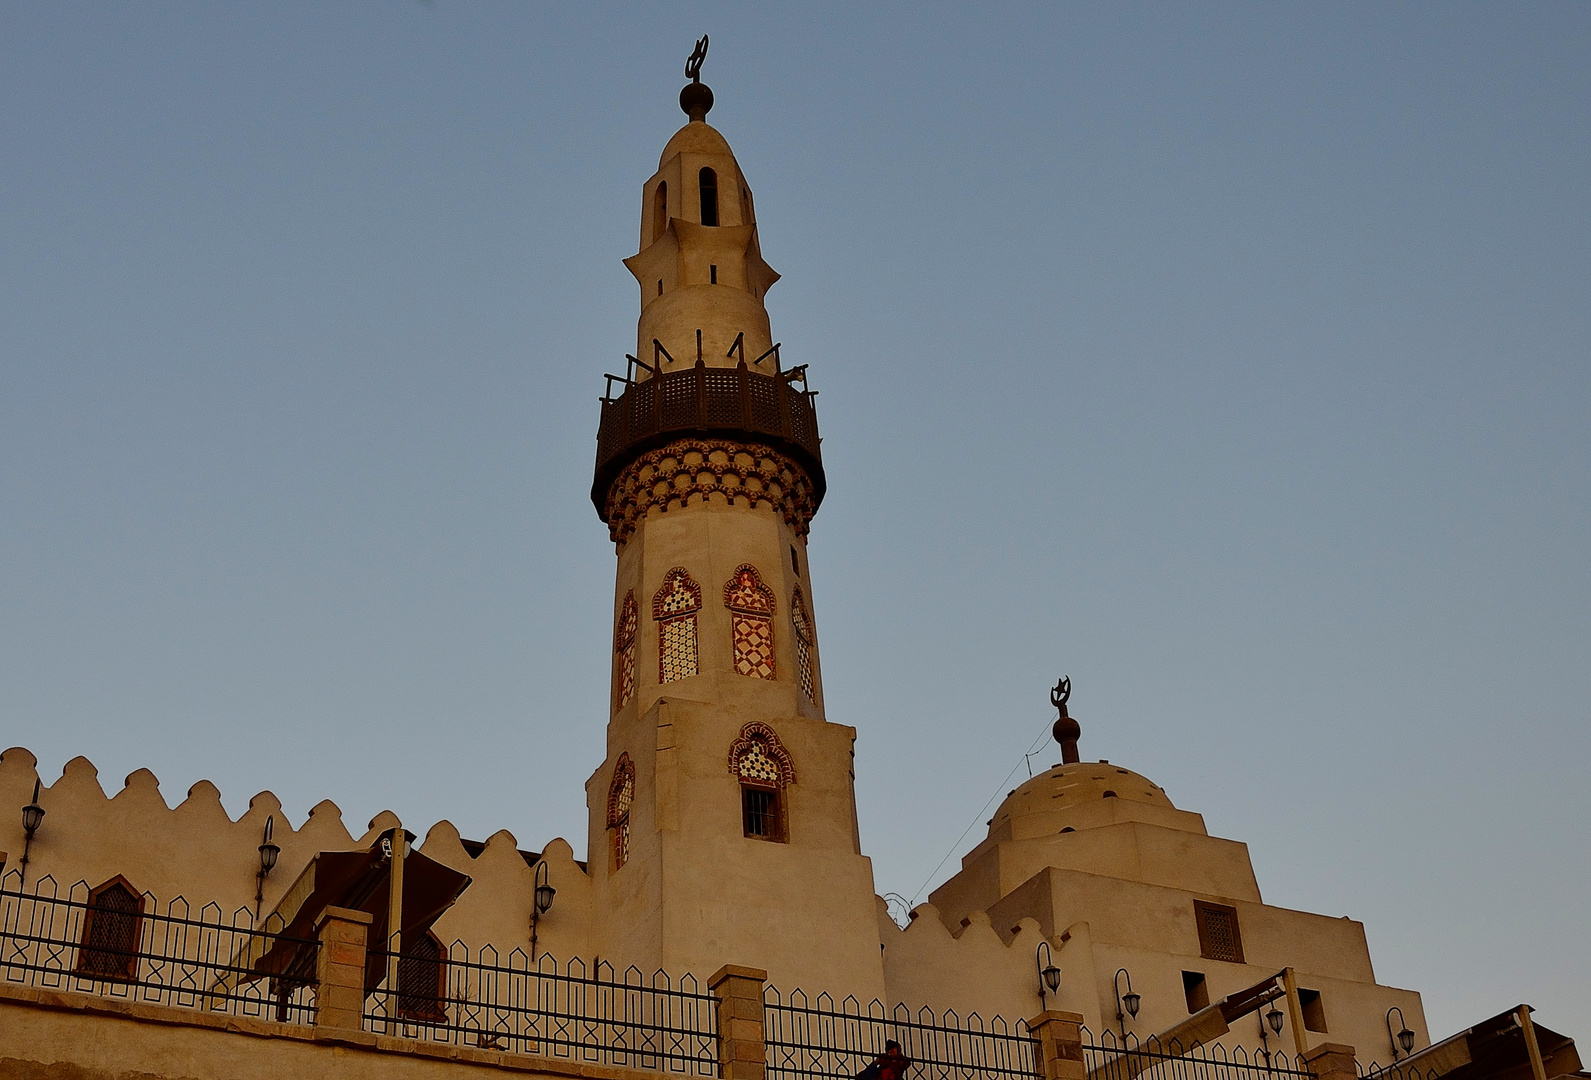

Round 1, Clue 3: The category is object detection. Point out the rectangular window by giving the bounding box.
[1299,989,1328,1033]
[1194,900,1245,964]
[710,264,717,284]
[659,614,699,683]
[1183,971,1209,1012]
[742,785,783,842]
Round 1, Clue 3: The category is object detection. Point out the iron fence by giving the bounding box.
[363,945,718,1074]
[1358,1059,1441,1080]
[1082,1028,1315,1080]
[763,987,1041,1080]
[0,870,319,1023]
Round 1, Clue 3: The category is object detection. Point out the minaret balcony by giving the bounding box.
[592,361,824,515]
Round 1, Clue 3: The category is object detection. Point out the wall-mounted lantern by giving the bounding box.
[1387,1006,1415,1059]
[254,815,281,916]
[530,859,556,960]
[19,780,45,885]
[1035,941,1062,1003]
[1114,968,1140,1038]
[1268,1005,1285,1035]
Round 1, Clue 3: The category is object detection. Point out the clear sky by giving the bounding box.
[2,1,1586,1045]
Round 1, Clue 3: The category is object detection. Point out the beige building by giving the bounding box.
[0,49,1581,1080]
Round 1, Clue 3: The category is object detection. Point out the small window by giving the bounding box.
[790,545,800,577]
[1194,900,1245,964]
[1103,790,1118,798]
[657,279,663,296]
[1183,971,1209,1013]
[742,785,783,841]
[398,933,447,1022]
[710,264,717,284]
[77,877,144,981]
[699,167,718,226]
[652,182,668,242]
[1299,989,1328,1033]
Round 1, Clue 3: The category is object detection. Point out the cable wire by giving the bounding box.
[905,715,1057,909]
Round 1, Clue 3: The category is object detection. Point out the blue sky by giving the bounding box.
[1,2,1586,1042]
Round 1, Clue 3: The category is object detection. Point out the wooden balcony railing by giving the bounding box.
[591,361,825,514]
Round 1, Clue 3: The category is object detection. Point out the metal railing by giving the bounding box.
[593,361,824,508]
[0,870,319,1023]
[363,945,718,1074]
[763,986,1042,1080]
[1358,1060,1440,1080]
[1082,1028,1315,1080]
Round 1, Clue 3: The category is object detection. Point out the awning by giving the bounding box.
[1368,1007,1583,1080]
[250,830,472,993]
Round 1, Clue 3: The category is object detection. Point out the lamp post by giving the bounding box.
[1035,941,1062,1005]
[530,860,556,960]
[19,780,45,886]
[1387,1007,1415,1060]
[254,815,281,918]
[1113,968,1140,1040]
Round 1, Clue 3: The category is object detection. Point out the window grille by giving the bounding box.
[729,723,795,844]
[654,569,702,684]
[398,933,447,1022]
[76,877,144,981]
[607,754,636,870]
[724,565,775,680]
[615,591,638,709]
[791,588,815,700]
[1194,900,1245,964]
[742,786,782,841]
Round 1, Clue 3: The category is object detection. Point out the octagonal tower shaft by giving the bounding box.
[585,110,885,1001]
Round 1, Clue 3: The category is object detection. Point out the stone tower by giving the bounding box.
[583,55,886,998]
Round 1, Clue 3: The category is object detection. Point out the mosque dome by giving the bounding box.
[987,760,1175,839]
[659,120,735,167]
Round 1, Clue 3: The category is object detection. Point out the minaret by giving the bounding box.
[584,42,886,998]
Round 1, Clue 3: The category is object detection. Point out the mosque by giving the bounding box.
[0,46,1581,1080]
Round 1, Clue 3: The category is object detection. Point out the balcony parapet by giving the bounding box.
[591,360,824,516]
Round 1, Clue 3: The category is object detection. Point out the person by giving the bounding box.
[856,1040,911,1080]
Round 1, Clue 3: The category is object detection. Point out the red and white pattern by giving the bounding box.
[724,565,776,681]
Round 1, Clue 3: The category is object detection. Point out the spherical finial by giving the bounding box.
[680,35,713,121]
[1050,676,1081,764]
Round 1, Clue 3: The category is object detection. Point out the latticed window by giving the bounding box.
[1194,900,1245,964]
[728,723,795,844]
[791,587,815,700]
[723,564,775,680]
[397,932,447,1022]
[615,590,638,709]
[607,754,636,870]
[653,568,702,684]
[77,877,144,981]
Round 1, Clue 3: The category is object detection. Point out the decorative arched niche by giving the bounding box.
[77,875,145,981]
[724,565,775,680]
[790,586,815,700]
[653,568,702,684]
[607,753,636,871]
[614,590,639,709]
[727,722,795,843]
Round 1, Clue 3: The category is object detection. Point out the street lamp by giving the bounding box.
[530,860,556,960]
[1387,1007,1415,1060]
[19,780,45,886]
[1035,941,1062,1003]
[1114,969,1140,1038]
[1268,1006,1285,1035]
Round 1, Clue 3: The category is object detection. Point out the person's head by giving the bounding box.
[885,1042,903,1056]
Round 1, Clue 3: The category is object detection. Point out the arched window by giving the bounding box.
[791,587,815,701]
[615,590,638,709]
[724,565,775,680]
[607,753,636,870]
[728,723,795,843]
[652,181,668,242]
[76,876,144,981]
[653,568,702,683]
[397,932,447,1022]
[699,167,718,226]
